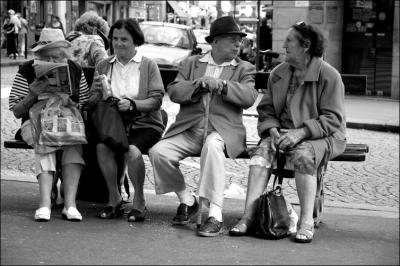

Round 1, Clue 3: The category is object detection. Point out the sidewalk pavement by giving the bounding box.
[1,52,398,133]
[1,179,398,265]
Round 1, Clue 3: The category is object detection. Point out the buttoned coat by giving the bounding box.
[257,57,346,166]
[165,54,258,158]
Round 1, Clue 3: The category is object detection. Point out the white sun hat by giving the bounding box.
[31,28,72,52]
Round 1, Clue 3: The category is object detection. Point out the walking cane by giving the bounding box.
[196,82,211,229]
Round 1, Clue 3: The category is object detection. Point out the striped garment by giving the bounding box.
[9,71,89,111]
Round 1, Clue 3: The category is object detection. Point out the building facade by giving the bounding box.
[2,0,398,99]
[271,0,398,99]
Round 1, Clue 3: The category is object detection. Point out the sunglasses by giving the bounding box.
[296,21,306,27]
[293,21,311,40]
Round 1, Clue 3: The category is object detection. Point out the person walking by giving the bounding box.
[16,12,28,57]
[47,15,65,37]
[2,15,18,58]
[8,9,21,55]
[149,16,258,237]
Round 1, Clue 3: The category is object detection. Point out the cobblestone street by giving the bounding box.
[1,97,399,210]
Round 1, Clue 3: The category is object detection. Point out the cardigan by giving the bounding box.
[95,55,165,135]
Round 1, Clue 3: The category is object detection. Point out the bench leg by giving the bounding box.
[313,175,324,228]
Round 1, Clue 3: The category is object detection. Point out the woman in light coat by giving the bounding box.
[229,21,346,243]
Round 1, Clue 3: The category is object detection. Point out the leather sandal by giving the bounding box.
[229,218,252,236]
[98,201,125,219]
[294,223,315,243]
[127,207,147,222]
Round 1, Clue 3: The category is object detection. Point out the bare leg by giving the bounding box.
[295,172,317,241]
[38,171,54,209]
[239,165,272,223]
[96,143,121,206]
[125,145,146,211]
[62,163,82,209]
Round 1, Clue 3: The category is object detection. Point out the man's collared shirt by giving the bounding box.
[108,52,142,99]
[199,52,238,79]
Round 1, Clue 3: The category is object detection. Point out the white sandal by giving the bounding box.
[34,207,51,221]
[62,207,82,221]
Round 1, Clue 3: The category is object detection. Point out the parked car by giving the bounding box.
[138,21,202,70]
[193,29,211,54]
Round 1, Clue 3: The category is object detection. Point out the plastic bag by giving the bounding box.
[38,94,87,146]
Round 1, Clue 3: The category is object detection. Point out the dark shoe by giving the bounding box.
[197,216,223,237]
[127,207,147,222]
[172,196,199,225]
[98,201,125,219]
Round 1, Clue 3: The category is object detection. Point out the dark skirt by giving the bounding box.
[6,33,18,56]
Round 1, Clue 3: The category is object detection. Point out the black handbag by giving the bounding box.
[253,151,291,240]
[92,97,129,153]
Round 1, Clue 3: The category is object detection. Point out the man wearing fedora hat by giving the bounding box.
[149,16,258,237]
[9,28,90,222]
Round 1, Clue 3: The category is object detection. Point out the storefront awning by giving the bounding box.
[167,0,189,18]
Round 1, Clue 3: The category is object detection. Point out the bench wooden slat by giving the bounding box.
[3,140,368,162]
[4,140,32,149]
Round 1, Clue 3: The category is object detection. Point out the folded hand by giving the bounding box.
[29,78,49,96]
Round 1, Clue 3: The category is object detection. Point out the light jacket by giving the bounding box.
[95,55,165,135]
[257,57,347,162]
[165,54,258,158]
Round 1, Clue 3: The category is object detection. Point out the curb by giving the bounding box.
[1,177,398,218]
[242,113,400,133]
[346,121,399,133]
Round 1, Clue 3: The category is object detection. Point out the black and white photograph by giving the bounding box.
[1,0,398,265]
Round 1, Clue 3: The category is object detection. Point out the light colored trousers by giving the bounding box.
[149,128,226,207]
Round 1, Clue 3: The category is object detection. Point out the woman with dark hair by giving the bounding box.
[91,18,165,222]
[229,21,346,243]
[48,15,65,37]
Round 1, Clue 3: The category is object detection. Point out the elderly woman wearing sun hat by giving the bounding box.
[8,28,90,222]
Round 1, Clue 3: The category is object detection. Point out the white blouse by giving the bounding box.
[108,52,142,99]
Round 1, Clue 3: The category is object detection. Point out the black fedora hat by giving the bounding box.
[205,16,247,43]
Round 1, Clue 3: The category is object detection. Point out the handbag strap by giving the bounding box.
[273,150,286,189]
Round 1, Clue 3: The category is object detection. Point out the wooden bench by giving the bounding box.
[3,138,369,226]
[3,139,369,162]
[3,67,369,226]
